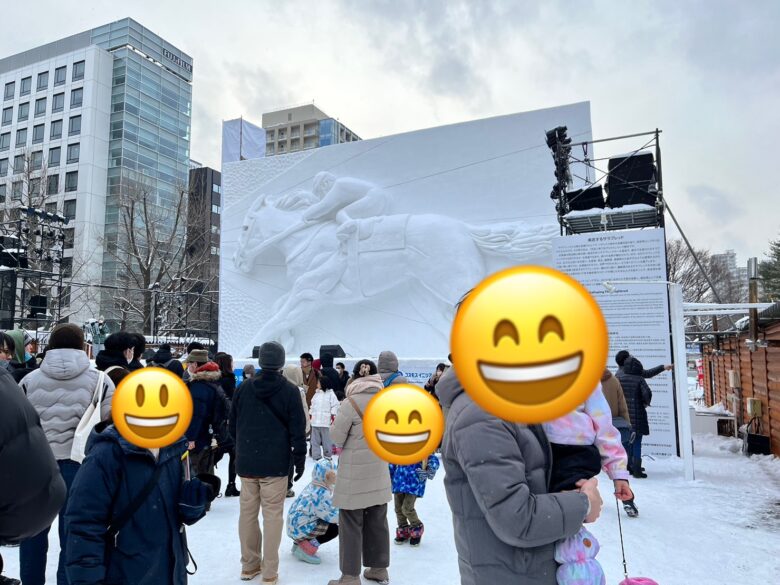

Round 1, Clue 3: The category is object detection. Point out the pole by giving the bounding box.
[150,288,156,344]
[670,283,695,480]
[748,257,759,345]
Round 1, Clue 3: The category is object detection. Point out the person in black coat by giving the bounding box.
[147,344,185,378]
[214,352,239,497]
[95,331,135,372]
[64,425,214,585]
[616,357,653,478]
[335,362,349,397]
[615,350,672,378]
[0,368,66,584]
[229,342,307,582]
[184,350,228,477]
[319,352,344,401]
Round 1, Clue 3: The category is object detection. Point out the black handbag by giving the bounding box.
[742,417,771,456]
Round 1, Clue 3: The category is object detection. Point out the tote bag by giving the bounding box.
[70,370,107,463]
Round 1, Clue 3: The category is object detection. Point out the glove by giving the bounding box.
[427,468,437,480]
[196,473,222,502]
[294,460,305,482]
[416,468,428,482]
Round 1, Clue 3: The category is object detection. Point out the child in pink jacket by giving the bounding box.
[542,384,634,585]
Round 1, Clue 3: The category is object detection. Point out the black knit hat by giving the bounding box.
[258,341,285,371]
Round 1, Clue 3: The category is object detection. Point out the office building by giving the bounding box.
[0,18,193,327]
[262,104,360,156]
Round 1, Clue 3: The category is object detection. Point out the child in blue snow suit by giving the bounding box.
[286,458,339,565]
[389,453,439,546]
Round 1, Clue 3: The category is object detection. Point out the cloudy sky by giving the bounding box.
[1,0,777,263]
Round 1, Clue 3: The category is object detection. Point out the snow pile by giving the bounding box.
[694,402,734,416]
[4,434,779,584]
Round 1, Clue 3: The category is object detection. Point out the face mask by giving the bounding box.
[0,359,8,368]
[24,352,33,362]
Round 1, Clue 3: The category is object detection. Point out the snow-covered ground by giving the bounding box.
[4,434,779,584]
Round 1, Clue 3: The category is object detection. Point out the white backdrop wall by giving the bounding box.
[219,102,594,358]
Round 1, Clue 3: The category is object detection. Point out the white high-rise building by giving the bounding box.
[0,18,193,327]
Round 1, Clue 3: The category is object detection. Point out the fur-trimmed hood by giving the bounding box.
[188,361,221,382]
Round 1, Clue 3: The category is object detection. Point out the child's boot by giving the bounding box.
[394,525,410,545]
[293,538,321,565]
[409,523,424,546]
[554,527,606,585]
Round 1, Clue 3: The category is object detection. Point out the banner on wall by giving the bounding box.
[553,228,677,457]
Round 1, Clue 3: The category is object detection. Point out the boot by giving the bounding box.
[293,539,321,564]
[240,566,262,581]
[327,575,361,585]
[409,523,424,546]
[631,458,647,478]
[225,482,240,497]
[363,567,390,584]
[0,576,21,585]
[394,525,410,544]
[286,488,295,498]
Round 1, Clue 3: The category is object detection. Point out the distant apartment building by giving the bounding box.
[0,17,193,327]
[711,249,748,302]
[262,104,360,156]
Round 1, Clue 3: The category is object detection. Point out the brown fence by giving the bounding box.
[702,321,780,457]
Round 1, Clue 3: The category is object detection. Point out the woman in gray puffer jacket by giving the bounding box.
[18,323,115,585]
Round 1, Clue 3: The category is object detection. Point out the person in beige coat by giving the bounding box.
[328,359,392,585]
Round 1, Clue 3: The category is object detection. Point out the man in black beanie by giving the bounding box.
[229,341,306,584]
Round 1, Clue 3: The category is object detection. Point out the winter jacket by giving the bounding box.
[229,371,307,478]
[377,351,409,386]
[616,357,653,436]
[7,329,38,382]
[601,370,631,426]
[95,349,130,372]
[542,384,630,481]
[127,359,144,372]
[389,454,440,498]
[301,366,319,407]
[148,347,184,378]
[286,459,339,542]
[0,368,66,545]
[219,372,237,400]
[319,353,344,400]
[330,374,392,510]
[437,368,589,585]
[64,425,209,585]
[282,365,311,435]
[310,388,340,427]
[21,349,115,460]
[337,371,349,397]
[618,358,665,379]
[185,363,228,453]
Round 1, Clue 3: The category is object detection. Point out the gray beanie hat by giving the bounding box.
[258,341,285,371]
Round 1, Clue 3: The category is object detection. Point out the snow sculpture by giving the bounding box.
[232,172,558,357]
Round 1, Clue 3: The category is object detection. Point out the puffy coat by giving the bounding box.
[0,368,66,545]
[229,371,307,478]
[21,349,115,460]
[185,363,228,453]
[310,388,340,427]
[147,346,184,378]
[219,372,237,400]
[618,358,665,379]
[389,454,439,498]
[282,365,311,435]
[377,351,409,386]
[437,368,589,585]
[330,375,392,510]
[95,349,130,372]
[286,459,339,541]
[616,357,653,436]
[64,425,209,585]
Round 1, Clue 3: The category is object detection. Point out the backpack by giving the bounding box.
[383,372,402,387]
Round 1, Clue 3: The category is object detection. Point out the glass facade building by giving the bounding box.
[88,19,193,299]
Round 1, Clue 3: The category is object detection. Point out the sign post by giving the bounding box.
[669,282,695,481]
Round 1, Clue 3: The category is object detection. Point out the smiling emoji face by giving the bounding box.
[451,265,608,423]
[364,385,444,465]
[112,368,193,449]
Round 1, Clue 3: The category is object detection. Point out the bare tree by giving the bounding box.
[666,239,712,303]
[103,172,217,336]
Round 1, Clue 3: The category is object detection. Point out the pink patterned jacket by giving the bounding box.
[542,383,630,481]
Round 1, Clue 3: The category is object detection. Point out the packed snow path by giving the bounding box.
[5,434,779,584]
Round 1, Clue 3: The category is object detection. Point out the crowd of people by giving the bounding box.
[0,322,671,585]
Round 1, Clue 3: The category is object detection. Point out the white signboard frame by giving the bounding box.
[553,228,677,457]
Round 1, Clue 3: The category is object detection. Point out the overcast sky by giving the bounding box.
[1,0,777,263]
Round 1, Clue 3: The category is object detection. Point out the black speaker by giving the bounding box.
[28,295,48,318]
[605,152,657,208]
[565,185,604,211]
[252,346,260,359]
[319,344,345,358]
